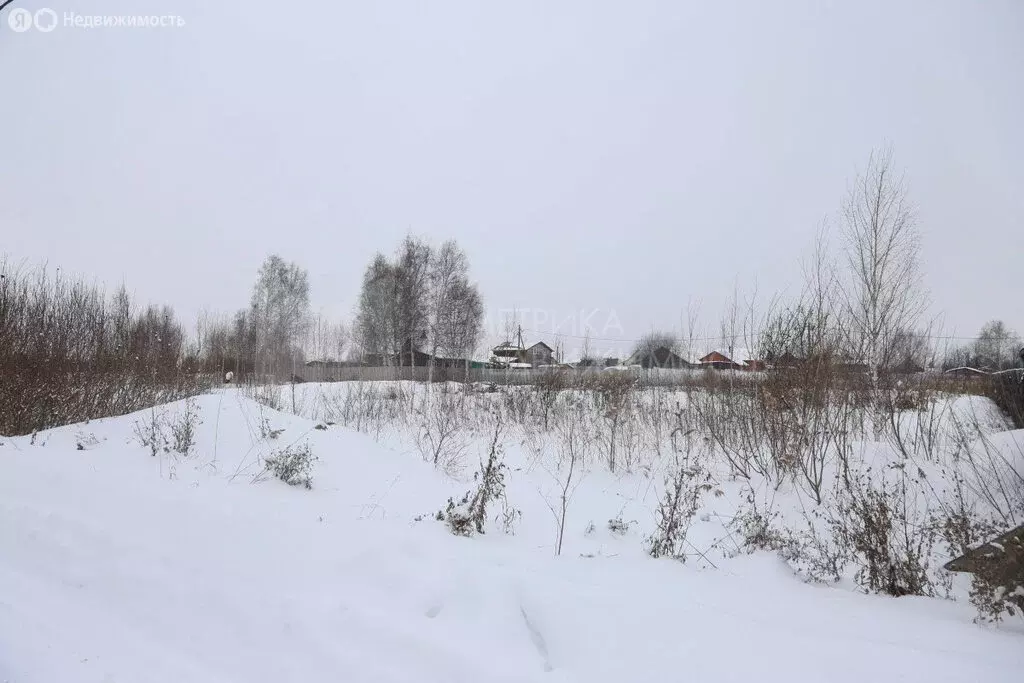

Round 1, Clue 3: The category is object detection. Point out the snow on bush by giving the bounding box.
[263,442,317,489]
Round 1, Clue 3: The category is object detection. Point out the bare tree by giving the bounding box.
[427,241,483,380]
[888,328,933,370]
[679,299,701,368]
[840,148,927,385]
[802,226,842,360]
[720,281,742,361]
[579,331,595,367]
[354,254,398,363]
[306,314,349,362]
[629,330,679,368]
[437,278,483,373]
[356,238,482,373]
[249,255,311,378]
[394,236,432,367]
[973,320,1021,370]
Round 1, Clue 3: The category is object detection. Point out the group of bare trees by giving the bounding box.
[0,260,202,434]
[354,236,484,373]
[197,240,485,382]
[0,239,481,434]
[782,150,929,377]
[621,148,935,382]
[195,254,335,380]
[943,320,1022,371]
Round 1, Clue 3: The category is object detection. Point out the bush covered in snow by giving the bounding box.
[263,443,317,489]
[438,421,514,536]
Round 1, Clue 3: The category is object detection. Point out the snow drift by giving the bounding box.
[1,391,1022,682]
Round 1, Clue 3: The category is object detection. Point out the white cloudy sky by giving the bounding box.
[2,0,1022,356]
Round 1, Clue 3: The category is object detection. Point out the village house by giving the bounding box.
[488,339,560,368]
[698,348,765,371]
[361,338,474,368]
[624,346,691,369]
[490,341,526,367]
[525,341,554,367]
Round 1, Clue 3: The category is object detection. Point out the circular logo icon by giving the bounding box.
[34,8,58,32]
[7,7,33,32]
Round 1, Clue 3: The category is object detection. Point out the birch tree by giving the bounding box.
[428,240,483,379]
[356,237,483,373]
[249,255,311,378]
[840,148,926,385]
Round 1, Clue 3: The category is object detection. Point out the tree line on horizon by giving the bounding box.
[2,147,1023,433]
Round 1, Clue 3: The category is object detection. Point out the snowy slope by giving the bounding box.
[1,393,1022,683]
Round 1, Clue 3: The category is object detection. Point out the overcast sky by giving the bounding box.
[2,0,1022,357]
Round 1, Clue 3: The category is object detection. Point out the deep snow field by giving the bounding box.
[2,387,1023,683]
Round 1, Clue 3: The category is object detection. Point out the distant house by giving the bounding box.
[625,346,691,369]
[362,339,433,367]
[525,342,554,367]
[698,349,763,371]
[489,341,525,368]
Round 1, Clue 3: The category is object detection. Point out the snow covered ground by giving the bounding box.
[2,391,1022,682]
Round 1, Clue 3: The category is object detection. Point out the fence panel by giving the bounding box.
[292,364,763,387]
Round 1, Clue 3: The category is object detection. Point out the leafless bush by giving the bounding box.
[133,407,169,457]
[500,385,534,426]
[830,464,940,597]
[321,382,406,437]
[987,371,1024,428]
[607,517,632,535]
[415,390,468,475]
[879,375,946,463]
[0,259,206,436]
[730,483,849,584]
[262,442,317,489]
[248,384,283,412]
[646,420,712,560]
[690,386,792,483]
[946,404,1024,527]
[439,418,513,536]
[170,398,201,456]
[534,369,572,430]
[588,371,636,473]
[541,415,589,556]
[932,470,1015,620]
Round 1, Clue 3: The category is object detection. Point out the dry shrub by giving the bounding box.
[414,390,468,475]
[830,465,940,597]
[592,372,637,473]
[987,372,1024,428]
[170,398,202,456]
[133,407,169,457]
[646,412,713,560]
[439,419,513,536]
[263,442,317,489]
[0,260,207,436]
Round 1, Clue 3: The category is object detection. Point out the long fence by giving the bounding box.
[292,364,761,387]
